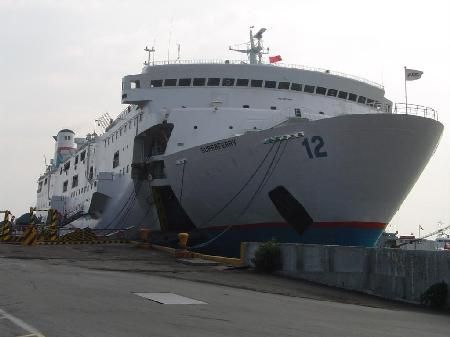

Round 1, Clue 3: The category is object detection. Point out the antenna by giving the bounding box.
[144,46,155,66]
[229,26,269,64]
[168,17,174,63]
[176,43,181,62]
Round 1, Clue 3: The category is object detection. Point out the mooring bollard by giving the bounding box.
[178,232,189,249]
[139,228,151,242]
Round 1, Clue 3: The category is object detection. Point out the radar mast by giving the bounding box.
[144,46,155,66]
[229,26,269,64]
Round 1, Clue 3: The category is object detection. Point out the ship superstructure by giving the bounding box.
[36,28,443,255]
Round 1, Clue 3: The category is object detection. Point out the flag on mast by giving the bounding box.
[269,55,282,63]
[405,68,423,81]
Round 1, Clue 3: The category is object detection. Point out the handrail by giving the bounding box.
[393,103,439,121]
[144,59,384,89]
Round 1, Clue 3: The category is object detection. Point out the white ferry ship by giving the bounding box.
[35,28,443,256]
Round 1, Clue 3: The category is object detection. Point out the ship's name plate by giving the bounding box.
[264,131,304,144]
[200,138,237,153]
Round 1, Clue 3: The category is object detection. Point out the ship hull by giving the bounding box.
[163,114,443,256]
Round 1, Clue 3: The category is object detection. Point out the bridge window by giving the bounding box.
[44,178,47,185]
[366,98,374,107]
[278,82,290,89]
[75,155,79,165]
[270,106,277,110]
[294,108,302,117]
[63,180,68,192]
[265,81,276,88]
[304,85,315,93]
[250,80,263,87]
[222,78,235,86]
[113,151,120,168]
[357,96,366,104]
[327,89,337,97]
[72,175,79,188]
[164,79,177,86]
[150,80,163,87]
[348,93,357,101]
[80,151,86,161]
[89,167,93,180]
[316,87,326,95]
[130,80,140,89]
[179,78,191,86]
[37,181,43,193]
[207,78,220,86]
[236,79,249,86]
[338,91,348,99]
[243,105,250,108]
[193,78,206,86]
[290,83,302,91]
[64,161,70,171]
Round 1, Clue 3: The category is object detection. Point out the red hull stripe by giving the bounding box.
[208,221,386,231]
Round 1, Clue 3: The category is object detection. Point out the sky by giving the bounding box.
[0,0,449,237]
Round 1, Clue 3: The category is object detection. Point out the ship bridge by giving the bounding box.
[122,60,390,113]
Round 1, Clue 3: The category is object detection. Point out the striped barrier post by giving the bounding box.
[48,209,58,242]
[22,207,37,246]
[1,211,11,242]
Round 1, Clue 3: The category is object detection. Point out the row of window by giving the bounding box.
[104,114,142,147]
[37,175,50,193]
[63,173,95,194]
[131,78,382,108]
[113,151,131,175]
[60,150,87,175]
[69,184,95,197]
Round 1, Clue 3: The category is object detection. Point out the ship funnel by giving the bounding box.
[53,129,76,167]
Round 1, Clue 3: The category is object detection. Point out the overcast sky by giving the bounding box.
[1,0,449,237]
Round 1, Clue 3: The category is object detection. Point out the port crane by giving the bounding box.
[397,224,450,247]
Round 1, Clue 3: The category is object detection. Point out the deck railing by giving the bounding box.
[145,59,384,89]
[393,103,439,120]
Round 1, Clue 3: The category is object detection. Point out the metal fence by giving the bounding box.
[393,103,439,120]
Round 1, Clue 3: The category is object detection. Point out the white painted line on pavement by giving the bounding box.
[0,308,44,337]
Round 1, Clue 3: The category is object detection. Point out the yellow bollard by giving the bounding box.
[1,211,11,242]
[22,207,37,246]
[48,209,58,242]
[139,228,151,242]
[178,232,189,249]
[22,224,37,246]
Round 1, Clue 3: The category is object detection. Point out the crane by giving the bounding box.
[396,223,450,247]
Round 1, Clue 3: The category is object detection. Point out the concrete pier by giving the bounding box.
[244,242,450,306]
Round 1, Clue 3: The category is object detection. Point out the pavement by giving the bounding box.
[0,243,448,337]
